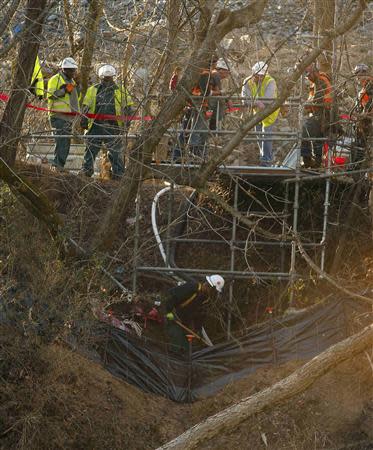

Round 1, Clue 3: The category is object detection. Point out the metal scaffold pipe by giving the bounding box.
[136,266,295,280]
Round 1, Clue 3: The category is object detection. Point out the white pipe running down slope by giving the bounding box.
[151,186,172,266]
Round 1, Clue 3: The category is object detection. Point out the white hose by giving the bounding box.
[151,186,172,267]
[152,185,199,283]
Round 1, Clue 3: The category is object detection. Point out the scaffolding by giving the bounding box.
[124,96,363,337]
[23,80,368,338]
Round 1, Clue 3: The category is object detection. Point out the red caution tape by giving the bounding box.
[0,92,153,121]
[0,92,242,122]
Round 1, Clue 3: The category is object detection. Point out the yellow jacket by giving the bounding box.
[244,74,279,127]
[31,56,44,97]
[82,83,133,130]
[47,72,78,115]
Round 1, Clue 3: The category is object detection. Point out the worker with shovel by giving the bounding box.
[165,275,224,352]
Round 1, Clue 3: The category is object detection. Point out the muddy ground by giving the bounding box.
[1,325,372,450]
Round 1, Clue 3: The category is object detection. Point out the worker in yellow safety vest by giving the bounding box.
[30,56,44,99]
[79,64,133,179]
[47,57,80,170]
[242,61,279,166]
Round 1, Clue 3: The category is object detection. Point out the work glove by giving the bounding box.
[166,312,175,321]
[61,83,74,94]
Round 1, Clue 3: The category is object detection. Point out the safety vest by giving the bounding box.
[358,76,373,112]
[246,74,279,127]
[82,83,134,130]
[31,56,44,97]
[308,72,333,107]
[47,72,78,115]
[191,70,210,96]
[179,283,203,309]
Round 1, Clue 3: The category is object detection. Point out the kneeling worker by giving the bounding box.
[165,274,225,352]
[80,64,134,179]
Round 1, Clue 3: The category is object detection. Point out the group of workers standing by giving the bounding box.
[35,57,133,179]
[300,62,373,168]
[29,54,373,176]
[171,58,280,165]
[171,57,231,162]
[172,57,373,168]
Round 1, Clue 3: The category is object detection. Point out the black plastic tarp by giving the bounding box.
[98,297,372,402]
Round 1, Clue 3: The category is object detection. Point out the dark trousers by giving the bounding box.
[50,116,73,168]
[82,125,124,177]
[172,108,192,162]
[300,115,324,158]
[166,321,189,352]
[356,117,372,149]
[173,107,209,161]
[209,98,224,131]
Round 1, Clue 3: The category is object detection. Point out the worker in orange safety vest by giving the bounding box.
[300,63,333,168]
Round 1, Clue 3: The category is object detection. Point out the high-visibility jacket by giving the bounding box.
[191,70,211,97]
[31,56,44,97]
[82,83,134,130]
[47,72,78,115]
[308,72,333,109]
[246,74,279,127]
[358,76,373,113]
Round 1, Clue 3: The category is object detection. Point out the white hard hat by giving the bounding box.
[353,63,369,75]
[98,64,116,78]
[216,59,229,71]
[252,61,268,76]
[206,274,225,293]
[61,57,78,69]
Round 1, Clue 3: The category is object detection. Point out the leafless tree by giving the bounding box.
[79,0,104,100]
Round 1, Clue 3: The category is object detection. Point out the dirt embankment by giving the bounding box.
[1,324,372,450]
[1,166,372,449]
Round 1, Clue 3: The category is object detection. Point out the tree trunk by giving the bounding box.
[79,0,103,101]
[121,6,147,83]
[158,323,373,450]
[0,0,62,239]
[313,0,335,75]
[93,0,268,251]
[93,0,366,253]
[63,0,76,56]
[190,0,364,187]
[0,0,22,38]
[0,163,62,239]
[0,0,48,166]
[152,0,183,98]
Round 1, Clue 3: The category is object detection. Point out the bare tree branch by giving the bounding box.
[0,0,62,239]
[296,237,373,305]
[63,0,76,55]
[121,4,148,82]
[93,0,269,251]
[0,0,22,38]
[0,0,49,165]
[0,0,56,59]
[79,0,104,101]
[191,0,367,188]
